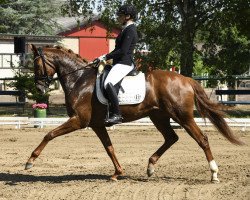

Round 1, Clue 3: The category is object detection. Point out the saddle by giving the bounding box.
[95,65,146,105]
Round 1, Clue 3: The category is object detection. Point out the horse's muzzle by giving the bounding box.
[35,83,47,95]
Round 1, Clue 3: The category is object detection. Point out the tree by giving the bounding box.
[200,0,249,87]
[66,0,249,77]
[0,0,62,35]
[202,27,249,79]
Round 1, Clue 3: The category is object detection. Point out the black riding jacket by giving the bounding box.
[106,24,138,66]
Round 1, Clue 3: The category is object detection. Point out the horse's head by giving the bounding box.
[31,44,56,94]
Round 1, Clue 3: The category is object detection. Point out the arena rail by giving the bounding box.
[0,117,250,131]
[29,118,68,128]
[0,117,29,129]
[121,118,250,131]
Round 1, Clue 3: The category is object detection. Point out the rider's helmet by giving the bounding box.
[116,4,137,21]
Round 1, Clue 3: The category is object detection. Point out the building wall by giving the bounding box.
[109,39,116,52]
[0,42,19,78]
[59,38,79,54]
[0,42,14,53]
[61,21,119,61]
[79,38,109,61]
[64,21,119,38]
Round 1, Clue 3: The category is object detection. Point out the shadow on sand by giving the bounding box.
[0,173,111,185]
[0,172,209,186]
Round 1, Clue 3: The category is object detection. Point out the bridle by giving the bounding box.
[34,47,55,88]
[34,48,99,88]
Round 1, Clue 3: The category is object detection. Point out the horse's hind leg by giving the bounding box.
[25,116,81,169]
[92,126,123,181]
[180,118,219,183]
[147,112,179,177]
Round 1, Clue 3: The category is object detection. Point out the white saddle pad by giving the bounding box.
[96,72,146,105]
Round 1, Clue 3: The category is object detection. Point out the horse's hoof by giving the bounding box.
[25,162,33,170]
[110,176,118,182]
[211,178,220,183]
[147,168,154,177]
[147,167,155,177]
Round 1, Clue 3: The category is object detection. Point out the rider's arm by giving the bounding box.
[106,27,136,60]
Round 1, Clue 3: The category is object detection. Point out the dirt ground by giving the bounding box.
[0,126,249,200]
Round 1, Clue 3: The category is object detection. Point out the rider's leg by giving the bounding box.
[104,64,134,125]
[104,64,134,87]
[105,82,123,124]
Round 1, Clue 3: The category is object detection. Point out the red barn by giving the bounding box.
[57,16,120,61]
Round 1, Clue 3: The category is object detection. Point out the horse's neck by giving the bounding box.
[59,70,83,95]
[56,60,95,96]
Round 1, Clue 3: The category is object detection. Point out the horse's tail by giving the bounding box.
[189,78,244,145]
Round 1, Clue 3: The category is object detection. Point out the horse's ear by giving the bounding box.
[30,44,38,54]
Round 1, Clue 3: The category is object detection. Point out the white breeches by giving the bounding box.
[104,63,134,89]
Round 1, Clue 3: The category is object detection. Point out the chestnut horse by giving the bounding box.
[25,45,243,183]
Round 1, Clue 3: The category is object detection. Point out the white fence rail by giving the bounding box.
[0,117,29,129]
[0,117,250,131]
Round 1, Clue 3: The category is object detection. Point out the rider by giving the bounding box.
[98,4,138,125]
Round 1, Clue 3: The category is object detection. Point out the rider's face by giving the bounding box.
[117,14,126,24]
[117,14,130,25]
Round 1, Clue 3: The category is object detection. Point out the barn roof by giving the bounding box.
[0,33,61,42]
[56,15,100,34]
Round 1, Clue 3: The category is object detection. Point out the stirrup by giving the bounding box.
[104,114,123,126]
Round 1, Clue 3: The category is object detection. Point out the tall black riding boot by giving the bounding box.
[104,82,123,125]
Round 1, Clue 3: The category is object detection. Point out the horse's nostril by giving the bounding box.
[36,85,46,94]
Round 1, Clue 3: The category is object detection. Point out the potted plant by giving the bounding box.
[32,103,48,118]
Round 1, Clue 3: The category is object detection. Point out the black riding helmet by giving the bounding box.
[116,4,137,20]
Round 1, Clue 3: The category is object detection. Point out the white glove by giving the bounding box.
[98,54,106,61]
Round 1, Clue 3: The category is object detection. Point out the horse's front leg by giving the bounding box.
[92,126,123,181]
[25,116,81,170]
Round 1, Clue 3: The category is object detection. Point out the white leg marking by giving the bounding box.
[209,160,220,183]
[147,163,155,177]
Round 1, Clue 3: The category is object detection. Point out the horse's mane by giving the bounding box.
[45,45,89,64]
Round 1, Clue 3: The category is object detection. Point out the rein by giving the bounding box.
[53,60,99,81]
